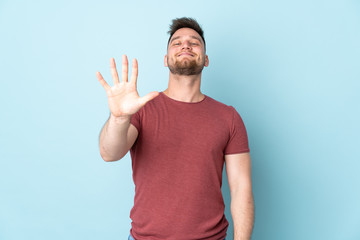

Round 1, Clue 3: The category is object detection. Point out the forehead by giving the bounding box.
[170,28,203,42]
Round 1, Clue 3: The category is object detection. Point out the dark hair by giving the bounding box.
[167,17,205,48]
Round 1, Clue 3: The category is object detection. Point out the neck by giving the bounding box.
[163,72,204,102]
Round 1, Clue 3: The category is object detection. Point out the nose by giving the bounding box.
[181,41,191,50]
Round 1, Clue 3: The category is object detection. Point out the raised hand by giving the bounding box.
[96,55,159,118]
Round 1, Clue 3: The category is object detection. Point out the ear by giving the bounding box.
[164,55,168,67]
[204,55,209,67]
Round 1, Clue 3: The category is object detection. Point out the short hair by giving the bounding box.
[167,17,206,48]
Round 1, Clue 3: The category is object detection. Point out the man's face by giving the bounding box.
[165,28,209,76]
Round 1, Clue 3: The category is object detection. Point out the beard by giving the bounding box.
[167,57,205,76]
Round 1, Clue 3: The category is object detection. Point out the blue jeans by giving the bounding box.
[128,233,226,240]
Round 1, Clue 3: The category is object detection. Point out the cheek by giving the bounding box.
[167,49,176,57]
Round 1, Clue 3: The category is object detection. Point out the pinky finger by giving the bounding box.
[96,72,111,91]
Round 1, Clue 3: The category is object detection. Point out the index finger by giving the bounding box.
[130,58,138,87]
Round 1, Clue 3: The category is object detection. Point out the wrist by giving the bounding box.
[109,114,131,124]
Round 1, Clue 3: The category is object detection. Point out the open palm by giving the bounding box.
[97,55,159,118]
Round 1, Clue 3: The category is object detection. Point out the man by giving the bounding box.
[96,17,254,240]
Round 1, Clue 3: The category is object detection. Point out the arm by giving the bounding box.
[97,55,158,161]
[225,152,254,240]
[98,115,138,162]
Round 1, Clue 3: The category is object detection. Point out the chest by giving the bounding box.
[140,107,230,155]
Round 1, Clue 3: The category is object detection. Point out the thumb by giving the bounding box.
[139,91,159,106]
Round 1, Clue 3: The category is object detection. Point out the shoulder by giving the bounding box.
[204,96,247,131]
[204,95,237,116]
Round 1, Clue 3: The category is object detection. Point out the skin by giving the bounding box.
[225,153,254,240]
[166,28,208,76]
[96,27,254,240]
[96,56,158,161]
[163,27,209,102]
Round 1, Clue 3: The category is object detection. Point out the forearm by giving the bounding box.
[99,114,132,161]
[231,189,254,240]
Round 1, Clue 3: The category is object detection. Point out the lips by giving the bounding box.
[177,52,195,57]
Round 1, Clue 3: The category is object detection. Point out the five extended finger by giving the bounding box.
[110,58,120,85]
[121,54,128,82]
[96,71,111,91]
[130,58,138,86]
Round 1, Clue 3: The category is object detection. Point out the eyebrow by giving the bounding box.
[170,35,202,44]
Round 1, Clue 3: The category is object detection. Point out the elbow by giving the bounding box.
[101,156,119,162]
[99,149,124,162]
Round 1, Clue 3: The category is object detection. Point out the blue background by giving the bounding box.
[1,0,359,239]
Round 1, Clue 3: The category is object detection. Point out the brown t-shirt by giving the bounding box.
[130,92,249,240]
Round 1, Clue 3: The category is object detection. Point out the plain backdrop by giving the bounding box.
[1,0,359,239]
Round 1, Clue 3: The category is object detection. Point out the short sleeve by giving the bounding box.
[224,107,250,155]
[130,110,141,133]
